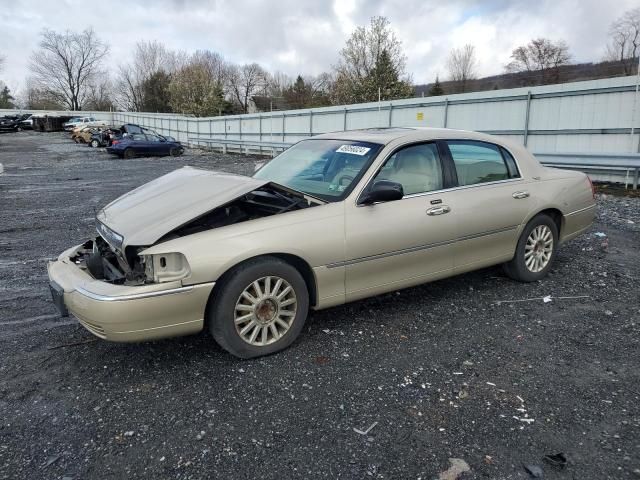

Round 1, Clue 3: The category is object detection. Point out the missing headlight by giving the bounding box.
[141,253,190,283]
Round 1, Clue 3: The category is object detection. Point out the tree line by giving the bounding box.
[0,9,638,113]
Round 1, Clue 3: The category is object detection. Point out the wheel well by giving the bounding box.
[538,208,563,235]
[211,253,318,308]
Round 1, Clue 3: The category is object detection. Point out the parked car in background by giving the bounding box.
[106,133,183,158]
[71,126,94,143]
[20,115,34,129]
[0,114,29,133]
[48,127,596,358]
[63,116,107,131]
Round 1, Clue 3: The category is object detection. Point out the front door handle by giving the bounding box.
[512,191,530,199]
[426,205,451,216]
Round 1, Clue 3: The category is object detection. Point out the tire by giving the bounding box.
[73,137,79,143]
[503,213,558,282]
[169,147,182,156]
[90,139,99,148]
[208,256,309,358]
[123,148,135,159]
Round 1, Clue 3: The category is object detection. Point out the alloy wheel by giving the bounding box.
[524,225,554,273]
[234,276,297,346]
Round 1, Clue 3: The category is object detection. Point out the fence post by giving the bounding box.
[224,118,227,141]
[524,91,532,147]
[388,103,393,127]
[443,98,449,128]
[309,110,313,136]
[239,117,242,142]
[282,113,286,142]
[343,108,347,131]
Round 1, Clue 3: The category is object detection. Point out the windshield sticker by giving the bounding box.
[336,145,371,156]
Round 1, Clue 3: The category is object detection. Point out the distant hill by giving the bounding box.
[414,58,637,97]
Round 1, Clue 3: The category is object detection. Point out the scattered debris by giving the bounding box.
[353,422,378,435]
[438,458,471,480]
[486,382,496,387]
[123,431,134,437]
[484,455,493,465]
[495,295,590,305]
[42,454,62,469]
[47,338,97,350]
[594,232,607,237]
[543,452,567,469]
[523,464,544,478]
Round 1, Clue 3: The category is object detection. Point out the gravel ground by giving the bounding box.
[0,131,639,480]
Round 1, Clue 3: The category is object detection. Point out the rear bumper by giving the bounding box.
[47,244,214,342]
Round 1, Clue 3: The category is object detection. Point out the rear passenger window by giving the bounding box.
[447,141,511,186]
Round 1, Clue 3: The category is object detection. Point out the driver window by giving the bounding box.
[373,143,443,195]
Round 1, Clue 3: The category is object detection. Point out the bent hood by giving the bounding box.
[96,166,268,248]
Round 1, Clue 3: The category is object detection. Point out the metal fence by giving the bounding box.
[2,74,640,186]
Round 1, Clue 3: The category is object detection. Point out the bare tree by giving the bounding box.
[333,16,411,103]
[446,44,477,92]
[226,63,268,113]
[266,71,293,98]
[114,40,180,111]
[29,28,108,110]
[605,8,640,74]
[505,38,571,84]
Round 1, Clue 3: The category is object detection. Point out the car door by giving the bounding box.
[343,142,456,302]
[144,134,163,155]
[442,140,536,271]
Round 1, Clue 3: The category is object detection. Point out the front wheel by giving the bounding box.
[503,214,558,282]
[90,139,99,148]
[169,146,183,156]
[208,257,309,358]
[123,148,135,159]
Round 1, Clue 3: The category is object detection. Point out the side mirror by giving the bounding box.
[359,180,404,205]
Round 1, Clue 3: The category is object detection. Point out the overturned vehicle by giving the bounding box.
[48,128,596,358]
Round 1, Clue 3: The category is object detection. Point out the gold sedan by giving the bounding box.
[48,128,595,357]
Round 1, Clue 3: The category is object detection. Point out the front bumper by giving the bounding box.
[47,244,215,342]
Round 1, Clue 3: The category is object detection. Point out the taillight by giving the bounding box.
[111,140,119,145]
[586,175,595,199]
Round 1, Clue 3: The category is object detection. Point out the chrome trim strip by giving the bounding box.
[565,204,596,216]
[326,225,519,268]
[75,283,214,302]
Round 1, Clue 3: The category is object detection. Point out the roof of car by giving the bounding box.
[312,127,503,145]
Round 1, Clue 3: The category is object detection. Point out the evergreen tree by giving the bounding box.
[142,70,172,112]
[428,76,444,96]
[366,49,414,101]
[0,85,15,109]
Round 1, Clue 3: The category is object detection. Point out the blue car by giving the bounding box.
[106,133,184,159]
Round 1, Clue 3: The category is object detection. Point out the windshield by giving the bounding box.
[253,139,383,201]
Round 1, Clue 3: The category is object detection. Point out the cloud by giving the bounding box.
[0,0,637,94]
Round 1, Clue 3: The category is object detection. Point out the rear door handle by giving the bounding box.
[512,191,530,199]
[426,205,451,216]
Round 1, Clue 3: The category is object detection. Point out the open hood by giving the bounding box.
[96,167,269,248]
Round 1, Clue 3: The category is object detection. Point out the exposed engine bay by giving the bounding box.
[70,184,322,286]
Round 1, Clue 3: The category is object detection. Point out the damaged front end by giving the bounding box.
[74,182,322,286]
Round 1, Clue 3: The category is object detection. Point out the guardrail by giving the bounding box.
[535,152,640,189]
[189,137,640,189]
[188,137,292,155]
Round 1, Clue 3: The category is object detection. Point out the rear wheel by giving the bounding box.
[90,139,99,148]
[169,146,182,156]
[208,257,309,358]
[503,214,558,282]
[123,148,135,159]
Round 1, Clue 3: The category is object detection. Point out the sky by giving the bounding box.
[0,0,637,94]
